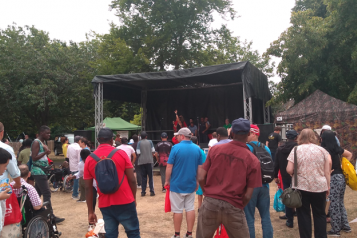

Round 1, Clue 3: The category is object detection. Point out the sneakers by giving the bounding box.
[327,231,340,236]
[137,185,142,189]
[341,227,352,233]
[279,215,288,220]
[77,200,86,203]
[141,193,146,197]
[150,192,155,196]
[162,189,166,193]
[72,196,79,200]
[286,221,293,228]
[54,217,65,224]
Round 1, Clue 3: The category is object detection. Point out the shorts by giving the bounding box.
[170,191,195,213]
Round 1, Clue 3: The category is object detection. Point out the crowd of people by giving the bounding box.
[0,117,355,238]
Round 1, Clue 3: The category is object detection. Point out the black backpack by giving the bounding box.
[248,142,274,184]
[90,148,125,194]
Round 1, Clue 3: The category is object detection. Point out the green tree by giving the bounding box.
[267,0,357,105]
[0,25,96,134]
[110,0,236,70]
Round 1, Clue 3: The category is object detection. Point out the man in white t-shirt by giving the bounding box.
[117,137,136,164]
[208,132,218,151]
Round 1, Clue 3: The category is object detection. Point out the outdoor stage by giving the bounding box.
[92,61,274,144]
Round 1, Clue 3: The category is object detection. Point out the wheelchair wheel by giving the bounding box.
[63,175,73,193]
[24,215,50,238]
[48,174,59,192]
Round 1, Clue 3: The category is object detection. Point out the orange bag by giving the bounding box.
[165,185,171,213]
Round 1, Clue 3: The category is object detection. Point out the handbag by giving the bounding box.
[341,157,357,190]
[4,186,22,226]
[273,188,285,212]
[280,147,302,208]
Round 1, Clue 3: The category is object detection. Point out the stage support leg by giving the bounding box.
[263,100,270,124]
[243,89,253,123]
[94,83,103,148]
[141,89,147,132]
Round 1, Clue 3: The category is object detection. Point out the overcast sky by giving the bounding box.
[0,0,295,82]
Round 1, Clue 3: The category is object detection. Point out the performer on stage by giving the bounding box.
[173,110,187,132]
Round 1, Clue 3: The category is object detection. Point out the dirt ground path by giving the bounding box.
[52,174,357,238]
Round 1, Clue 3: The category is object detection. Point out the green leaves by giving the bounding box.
[267,0,357,105]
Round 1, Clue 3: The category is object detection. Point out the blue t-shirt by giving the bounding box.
[247,141,271,188]
[168,140,203,193]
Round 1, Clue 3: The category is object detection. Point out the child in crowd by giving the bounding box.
[0,148,12,233]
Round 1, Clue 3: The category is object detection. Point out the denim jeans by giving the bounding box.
[100,202,140,238]
[140,163,154,195]
[244,186,273,238]
[72,171,79,197]
[282,177,294,224]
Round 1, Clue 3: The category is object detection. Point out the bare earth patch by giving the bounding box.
[51,174,357,238]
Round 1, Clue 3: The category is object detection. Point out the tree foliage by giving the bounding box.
[267,0,357,105]
[0,25,96,135]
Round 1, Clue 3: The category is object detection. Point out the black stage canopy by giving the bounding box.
[92,61,272,141]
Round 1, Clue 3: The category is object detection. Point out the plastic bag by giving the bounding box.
[214,224,228,238]
[4,186,22,226]
[165,185,171,213]
[341,157,357,190]
[277,171,283,190]
[273,188,285,212]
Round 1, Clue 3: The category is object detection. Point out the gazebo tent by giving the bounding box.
[92,61,273,142]
[88,117,141,131]
[276,90,357,159]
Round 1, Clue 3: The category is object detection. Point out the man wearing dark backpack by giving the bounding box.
[84,128,140,238]
[245,124,274,238]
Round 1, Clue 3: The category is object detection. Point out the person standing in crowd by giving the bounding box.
[223,118,231,129]
[115,132,121,145]
[321,125,340,146]
[130,135,141,188]
[75,149,91,203]
[321,130,352,236]
[266,127,282,161]
[31,125,64,223]
[155,132,172,193]
[17,139,32,165]
[24,135,29,140]
[213,127,231,146]
[67,136,82,200]
[173,110,187,132]
[79,137,90,150]
[199,118,206,143]
[61,137,69,162]
[191,136,206,209]
[286,128,331,238]
[202,117,211,142]
[188,119,198,136]
[196,118,262,238]
[208,132,218,151]
[117,137,137,164]
[245,124,273,238]
[84,128,140,238]
[165,128,202,238]
[136,131,156,196]
[274,130,298,228]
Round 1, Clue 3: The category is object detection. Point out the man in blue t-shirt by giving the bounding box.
[245,124,273,238]
[165,128,203,238]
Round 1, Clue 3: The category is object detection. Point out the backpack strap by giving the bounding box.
[90,153,101,162]
[247,142,258,155]
[107,148,119,159]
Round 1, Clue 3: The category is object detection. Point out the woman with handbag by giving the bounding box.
[286,129,331,238]
[321,130,352,236]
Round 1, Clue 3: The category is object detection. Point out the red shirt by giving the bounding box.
[83,144,134,208]
[202,140,262,209]
[172,136,179,145]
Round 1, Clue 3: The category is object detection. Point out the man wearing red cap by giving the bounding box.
[245,125,274,238]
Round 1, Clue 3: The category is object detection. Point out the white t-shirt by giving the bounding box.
[208,138,218,147]
[117,144,135,160]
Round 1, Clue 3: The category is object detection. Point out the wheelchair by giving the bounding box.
[18,185,61,238]
[44,163,73,193]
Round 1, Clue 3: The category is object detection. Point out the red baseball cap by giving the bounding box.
[250,125,260,136]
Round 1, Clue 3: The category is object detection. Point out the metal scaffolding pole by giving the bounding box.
[141,89,147,132]
[263,100,270,124]
[243,87,253,123]
[94,83,103,148]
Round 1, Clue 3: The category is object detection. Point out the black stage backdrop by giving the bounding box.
[146,84,267,141]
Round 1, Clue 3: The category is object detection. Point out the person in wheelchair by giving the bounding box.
[12,165,61,237]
